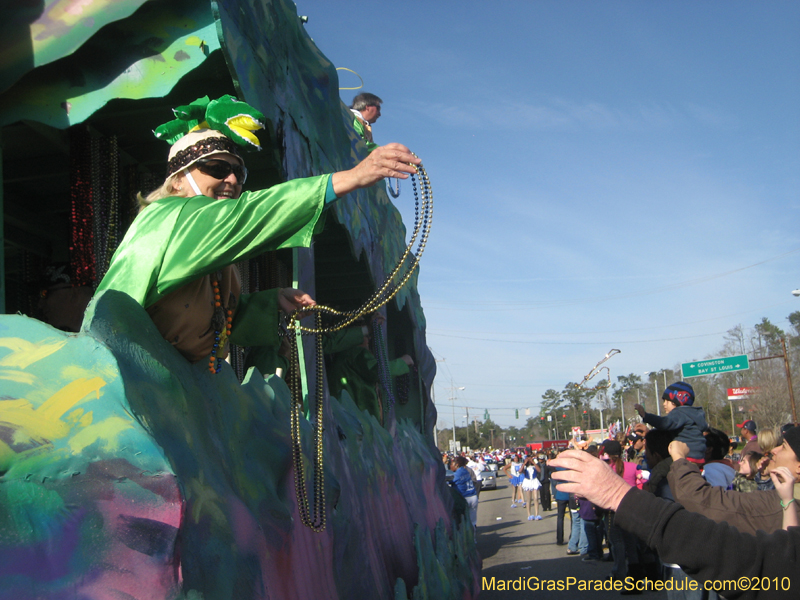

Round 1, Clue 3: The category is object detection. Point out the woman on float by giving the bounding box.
[95,95,419,373]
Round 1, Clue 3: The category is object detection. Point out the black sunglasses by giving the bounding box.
[195,158,247,184]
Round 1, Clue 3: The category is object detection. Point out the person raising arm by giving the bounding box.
[551,445,800,599]
[95,94,419,373]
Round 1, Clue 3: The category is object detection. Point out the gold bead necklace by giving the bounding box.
[286,159,432,532]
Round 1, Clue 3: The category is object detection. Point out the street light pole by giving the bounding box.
[645,371,660,416]
[465,407,470,449]
[448,383,465,452]
[577,349,621,431]
[653,377,659,416]
[451,390,456,451]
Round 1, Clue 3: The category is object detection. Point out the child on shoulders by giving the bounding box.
[634,381,707,464]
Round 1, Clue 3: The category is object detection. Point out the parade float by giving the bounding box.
[0,1,481,598]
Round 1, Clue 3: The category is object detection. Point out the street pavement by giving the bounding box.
[476,476,667,599]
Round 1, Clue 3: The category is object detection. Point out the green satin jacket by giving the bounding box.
[96,175,329,307]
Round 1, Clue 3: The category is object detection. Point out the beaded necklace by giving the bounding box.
[208,274,233,373]
[69,127,96,287]
[228,259,250,382]
[387,178,400,198]
[396,365,417,406]
[92,135,121,284]
[286,158,432,532]
[287,311,326,532]
[286,158,432,336]
[371,324,396,416]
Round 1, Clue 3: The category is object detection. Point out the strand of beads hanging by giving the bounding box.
[98,135,120,281]
[283,156,431,532]
[286,156,432,338]
[68,126,96,287]
[397,365,417,406]
[371,324,396,411]
[387,177,400,198]
[208,276,233,374]
[288,310,326,532]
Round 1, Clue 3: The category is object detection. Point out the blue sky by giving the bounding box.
[300,1,800,430]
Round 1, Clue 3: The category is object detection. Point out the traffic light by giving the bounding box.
[515,409,519,419]
[540,416,545,421]
[484,409,489,420]
[562,414,566,419]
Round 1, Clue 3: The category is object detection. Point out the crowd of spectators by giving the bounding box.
[550,381,800,599]
[443,380,800,598]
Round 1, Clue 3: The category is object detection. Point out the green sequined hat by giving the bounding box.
[155,95,266,177]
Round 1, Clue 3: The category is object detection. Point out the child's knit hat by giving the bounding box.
[662,381,695,406]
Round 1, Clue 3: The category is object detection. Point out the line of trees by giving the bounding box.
[535,313,800,438]
[436,312,799,451]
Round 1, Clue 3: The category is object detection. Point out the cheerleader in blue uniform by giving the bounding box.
[521,457,542,521]
[503,454,525,508]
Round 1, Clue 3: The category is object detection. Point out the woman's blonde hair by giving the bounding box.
[137,173,183,212]
[758,428,778,455]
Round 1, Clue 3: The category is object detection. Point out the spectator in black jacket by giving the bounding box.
[551,433,800,600]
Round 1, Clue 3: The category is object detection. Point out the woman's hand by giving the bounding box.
[331,143,421,197]
[633,403,645,418]
[278,288,316,315]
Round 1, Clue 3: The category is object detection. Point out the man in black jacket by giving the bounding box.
[537,456,552,511]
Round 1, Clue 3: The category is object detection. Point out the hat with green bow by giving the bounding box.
[156,95,266,178]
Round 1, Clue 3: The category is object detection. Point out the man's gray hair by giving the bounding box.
[350,92,383,111]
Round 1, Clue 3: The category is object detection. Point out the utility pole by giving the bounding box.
[430,352,446,450]
[645,371,658,417]
[599,407,605,439]
[749,339,797,423]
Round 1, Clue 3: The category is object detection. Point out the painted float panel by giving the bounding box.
[0,0,149,94]
[0,0,220,128]
[0,291,478,599]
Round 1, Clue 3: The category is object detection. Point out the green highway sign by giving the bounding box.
[681,354,750,378]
